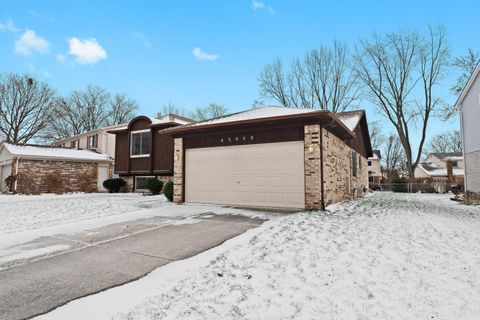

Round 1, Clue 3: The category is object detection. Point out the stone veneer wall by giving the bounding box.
[173,137,183,203]
[304,124,322,210]
[322,128,368,205]
[13,159,99,194]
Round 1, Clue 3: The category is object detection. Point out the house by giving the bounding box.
[157,106,372,210]
[414,152,464,193]
[0,143,113,194]
[455,61,480,203]
[108,114,194,191]
[368,150,382,189]
[56,123,127,159]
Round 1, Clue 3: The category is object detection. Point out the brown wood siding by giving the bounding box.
[152,133,174,173]
[113,117,178,175]
[114,131,129,173]
[182,125,305,149]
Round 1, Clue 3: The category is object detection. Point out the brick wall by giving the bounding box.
[304,124,322,210]
[13,159,99,194]
[173,137,183,203]
[322,128,368,205]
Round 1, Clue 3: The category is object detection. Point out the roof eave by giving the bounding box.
[455,61,480,111]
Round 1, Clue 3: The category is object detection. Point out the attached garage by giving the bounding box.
[185,141,305,208]
[161,106,372,210]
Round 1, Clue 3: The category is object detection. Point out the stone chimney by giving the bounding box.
[446,160,454,183]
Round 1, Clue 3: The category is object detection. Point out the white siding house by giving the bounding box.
[455,62,480,195]
[55,123,127,159]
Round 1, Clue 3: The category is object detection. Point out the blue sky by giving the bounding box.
[1,0,479,149]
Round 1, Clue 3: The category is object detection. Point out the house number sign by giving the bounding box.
[220,135,254,143]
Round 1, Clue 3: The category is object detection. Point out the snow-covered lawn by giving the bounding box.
[0,193,168,235]
[39,192,480,320]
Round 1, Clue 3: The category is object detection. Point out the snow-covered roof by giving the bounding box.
[182,106,321,128]
[418,162,464,177]
[1,143,112,162]
[430,152,463,161]
[335,111,363,132]
[153,114,193,125]
[369,150,381,160]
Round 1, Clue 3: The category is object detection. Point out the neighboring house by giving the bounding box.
[157,106,372,210]
[368,150,382,188]
[455,61,480,202]
[414,152,464,192]
[0,143,113,193]
[56,123,127,159]
[108,114,194,191]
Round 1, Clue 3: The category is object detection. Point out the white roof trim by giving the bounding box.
[455,61,480,110]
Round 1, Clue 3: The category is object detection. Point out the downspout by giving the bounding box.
[320,127,325,210]
[14,156,20,192]
[460,110,468,192]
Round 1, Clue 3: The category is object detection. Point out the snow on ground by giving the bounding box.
[0,193,275,265]
[38,192,480,320]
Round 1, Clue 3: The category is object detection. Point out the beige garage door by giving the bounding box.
[185,141,305,209]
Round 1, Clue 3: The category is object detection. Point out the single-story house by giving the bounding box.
[415,152,464,181]
[157,106,373,210]
[455,61,480,203]
[0,143,113,194]
[107,114,194,191]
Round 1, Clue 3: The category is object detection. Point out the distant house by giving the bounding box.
[368,150,382,188]
[414,152,464,192]
[455,61,480,202]
[55,123,127,159]
[0,143,113,193]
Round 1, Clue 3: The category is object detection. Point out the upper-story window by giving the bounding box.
[131,130,150,157]
[368,160,372,166]
[71,140,79,149]
[87,135,98,149]
[451,161,458,167]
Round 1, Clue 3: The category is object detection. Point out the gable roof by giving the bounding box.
[418,162,464,177]
[370,150,381,160]
[455,61,480,110]
[1,143,112,162]
[429,152,463,160]
[56,123,129,144]
[335,110,363,132]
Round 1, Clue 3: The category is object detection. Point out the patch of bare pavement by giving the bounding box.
[0,212,268,320]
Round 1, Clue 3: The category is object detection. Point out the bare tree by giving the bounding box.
[369,121,386,150]
[158,102,188,117]
[46,85,137,141]
[106,93,138,126]
[451,48,480,95]
[383,134,406,178]
[426,130,462,154]
[189,103,228,121]
[0,73,57,144]
[354,26,449,178]
[258,41,360,112]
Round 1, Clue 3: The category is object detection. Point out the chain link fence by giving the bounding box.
[369,182,463,194]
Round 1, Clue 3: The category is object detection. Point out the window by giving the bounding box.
[368,160,372,166]
[451,161,458,167]
[135,176,153,190]
[70,140,79,149]
[352,150,357,177]
[369,176,374,183]
[87,135,98,149]
[131,130,151,157]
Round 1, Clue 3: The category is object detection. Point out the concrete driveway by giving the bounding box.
[0,211,267,320]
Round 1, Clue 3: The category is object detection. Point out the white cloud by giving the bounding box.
[252,0,275,14]
[14,29,49,56]
[133,31,151,48]
[67,37,107,64]
[192,47,219,61]
[0,18,20,32]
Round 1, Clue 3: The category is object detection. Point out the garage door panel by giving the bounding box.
[185,141,305,209]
